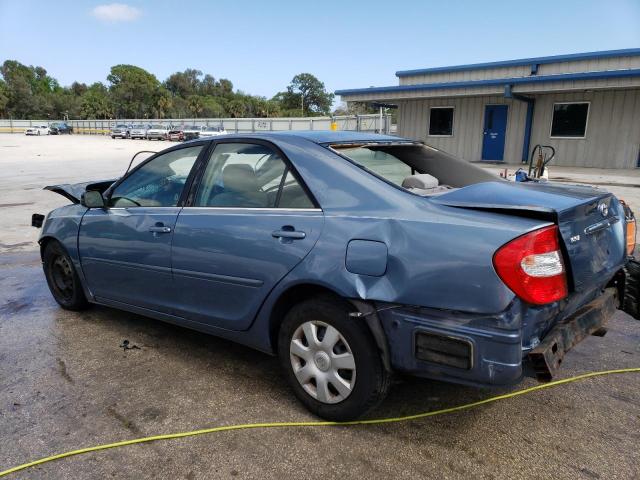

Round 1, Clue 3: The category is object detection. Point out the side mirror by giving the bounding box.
[81,190,106,208]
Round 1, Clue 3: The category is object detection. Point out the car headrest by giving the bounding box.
[401,173,439,190]
[223,164,258,192]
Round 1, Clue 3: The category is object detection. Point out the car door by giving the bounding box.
[171,140,324,331]
[78,144,204,313]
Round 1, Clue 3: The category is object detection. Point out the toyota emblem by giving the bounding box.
[598,202,609,217]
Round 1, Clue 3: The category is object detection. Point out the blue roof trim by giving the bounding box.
[335,68,640,97]
[395,48,640,77]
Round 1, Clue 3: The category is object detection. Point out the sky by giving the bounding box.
[1,0,639,107]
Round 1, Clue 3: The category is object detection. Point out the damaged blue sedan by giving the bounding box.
[35,131,638,420]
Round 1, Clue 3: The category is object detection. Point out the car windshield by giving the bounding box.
[206,126,222,131]
[133,125,146,129]
[186,125,199,130]
[115,124,127,128]
[151,125,164,129]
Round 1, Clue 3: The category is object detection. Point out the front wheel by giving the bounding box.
[278,296,390,421]
[43,241,89,311]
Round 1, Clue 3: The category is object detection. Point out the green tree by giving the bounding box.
[165,68,202,98]
[199,74,217,96]
[80,82,113,119]
[0,79,8,116]
[155,88,173,118]
[1,60,37,117]
[277,73,334,116]
[107,65,160,118]
[217,78,233,96]
[226,98,246,118]
[201,96,225,117]
[187,95,204,117]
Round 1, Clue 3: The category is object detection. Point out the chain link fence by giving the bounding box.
[0,114,393,135]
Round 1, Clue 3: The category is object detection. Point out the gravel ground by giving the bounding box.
[1,134,639,479]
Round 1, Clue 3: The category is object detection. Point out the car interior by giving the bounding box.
[195,145,313,209]
[333,143,500,196]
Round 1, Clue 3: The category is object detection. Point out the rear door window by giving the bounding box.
[193,142,314,209]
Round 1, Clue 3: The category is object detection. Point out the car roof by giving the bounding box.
[196,130,408,144]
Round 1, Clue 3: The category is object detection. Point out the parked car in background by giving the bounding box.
[49,122,73,135]
[183,125,202,141]
[147,124,170,140]
[168,126,185,141]
[35,131,638,421]
[111,124,131,139]
[130,124,149,139]
[25,124,50,136]
[199,125,227,138]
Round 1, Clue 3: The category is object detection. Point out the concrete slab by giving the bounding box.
[1,134,639,479]
[0,252,639,479]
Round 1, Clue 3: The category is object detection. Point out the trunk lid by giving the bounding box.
[433,181,627,293]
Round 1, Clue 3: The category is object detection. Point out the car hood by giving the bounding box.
[44,179,117,203]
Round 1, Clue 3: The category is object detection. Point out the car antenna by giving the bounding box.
[125,151,156,175]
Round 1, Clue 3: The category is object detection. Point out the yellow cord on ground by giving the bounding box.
[1,367,639,477]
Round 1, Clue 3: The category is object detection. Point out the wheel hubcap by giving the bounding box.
[290,321,356,404]
[50,255,74,301]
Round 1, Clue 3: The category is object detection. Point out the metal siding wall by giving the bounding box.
[398,55,640,86]
[529,89,640,168]
[397,96,528,164]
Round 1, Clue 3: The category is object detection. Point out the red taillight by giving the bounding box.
[493,225,568,305]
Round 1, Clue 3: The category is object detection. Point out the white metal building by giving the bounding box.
[336,49,640,168]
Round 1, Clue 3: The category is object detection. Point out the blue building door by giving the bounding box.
[481,105,508,161]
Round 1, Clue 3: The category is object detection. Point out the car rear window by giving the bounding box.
[335,146,411,186]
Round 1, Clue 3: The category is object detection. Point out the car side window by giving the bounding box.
[109,145,202,207]
[193,143,314,209]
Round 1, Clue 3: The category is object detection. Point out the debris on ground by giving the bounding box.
[119,339,141,351]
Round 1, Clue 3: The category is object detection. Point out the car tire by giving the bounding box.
[43,241,90,311]
[111,135,115,139]
[623,258,640,320]
[278,295,390,421]
[37,131,40,136]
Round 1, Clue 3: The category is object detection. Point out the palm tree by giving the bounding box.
[187,95,203,118]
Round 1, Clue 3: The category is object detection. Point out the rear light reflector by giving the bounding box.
[493,225,568,305]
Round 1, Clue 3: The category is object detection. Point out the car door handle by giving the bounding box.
[272,229,306,240]
[149,225,171,234]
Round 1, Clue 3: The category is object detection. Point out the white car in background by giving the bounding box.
[146,124,170,140]
[130,124,149,139]
[199,125,227,138]
[25,124,50,136]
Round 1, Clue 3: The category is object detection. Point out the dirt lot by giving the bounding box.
[1,134,640,479]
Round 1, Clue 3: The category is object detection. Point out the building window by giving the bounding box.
[428,107,454,136]
[550,102,589,138]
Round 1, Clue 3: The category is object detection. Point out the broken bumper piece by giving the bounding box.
[528,287,617,382]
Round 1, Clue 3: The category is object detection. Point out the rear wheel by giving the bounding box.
[278,296,390,421]
[623,259,640,320]
[43,241,89,311]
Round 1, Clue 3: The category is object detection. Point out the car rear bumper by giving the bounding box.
[377,288,618,386]
[528,287,616,381]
